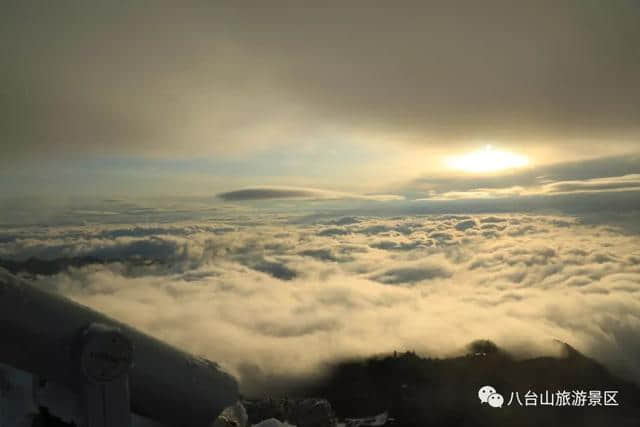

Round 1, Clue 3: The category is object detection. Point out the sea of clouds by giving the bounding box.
[1,210,639,394]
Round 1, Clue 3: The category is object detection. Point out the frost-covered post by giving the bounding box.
[0,269,239,427]
[78,323,133,427]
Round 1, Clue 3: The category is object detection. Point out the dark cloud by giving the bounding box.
[454,219,477,231]
[218,188,321,201]
[401,190,640,220]
[409,155,640,196]
[357,225,394,236]
[328,217,362,226]
[369,240,426,252]
[298,249,340,262]
[250,259,297,281]
[371,264,453,285]
[318,228,351,237]
[429,232,454,241]
[217,187,403,202]
[480,217,509,224]
[2,2,639,162]
[543,175,640,194]
[221,1,640,146]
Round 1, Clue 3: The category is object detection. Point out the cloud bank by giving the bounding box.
[1,211,639,395]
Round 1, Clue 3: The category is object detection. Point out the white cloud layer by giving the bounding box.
[1,213,639,394]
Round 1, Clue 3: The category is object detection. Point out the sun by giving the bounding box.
[445,145,529,173]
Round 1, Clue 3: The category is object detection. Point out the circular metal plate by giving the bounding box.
[80,324,133,383]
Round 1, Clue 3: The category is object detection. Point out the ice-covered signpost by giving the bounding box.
[78,323,133,427]
[0,269,239,427]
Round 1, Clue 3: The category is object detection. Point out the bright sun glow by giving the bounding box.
[445,145,529,173]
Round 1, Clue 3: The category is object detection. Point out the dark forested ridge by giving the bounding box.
[287,341,640,427]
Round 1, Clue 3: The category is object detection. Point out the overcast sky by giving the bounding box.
[1,1,639,201]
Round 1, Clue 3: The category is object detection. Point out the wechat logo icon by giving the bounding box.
[478,385,504,408]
